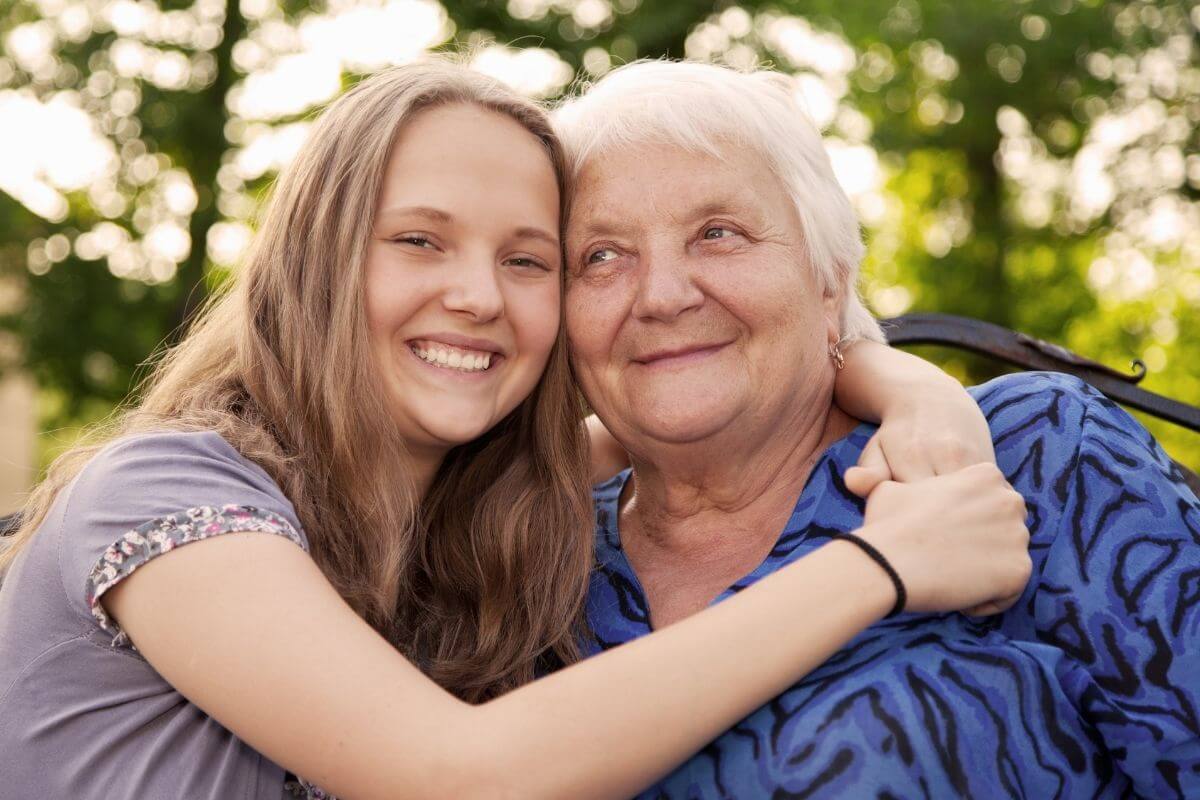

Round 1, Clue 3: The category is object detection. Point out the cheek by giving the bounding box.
[709,259,816,329]
[363,256,429,352]
[512,281,562,365]
[564,285,591,355]
[565,279,623,365]
[363,258,397,347]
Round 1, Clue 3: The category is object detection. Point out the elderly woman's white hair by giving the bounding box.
[553,60,885,344]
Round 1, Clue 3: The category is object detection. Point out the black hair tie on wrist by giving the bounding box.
[833,531,907,618]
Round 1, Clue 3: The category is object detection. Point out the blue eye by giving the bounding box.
[586,247,619,264]
[703,226,736,240]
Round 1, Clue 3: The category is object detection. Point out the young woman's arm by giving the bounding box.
[589,341,994,488]
[833,339,994,494]
[105,463,1030,800]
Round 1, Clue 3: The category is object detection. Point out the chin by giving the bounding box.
[425,419,498,448]
[394,407,498,452]
[632,401,739,445]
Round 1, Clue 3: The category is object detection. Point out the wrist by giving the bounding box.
[824,533,897,621]
[885,365,959,414]
[833,530,906,617]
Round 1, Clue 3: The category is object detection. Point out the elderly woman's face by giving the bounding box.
[564,142,842,449]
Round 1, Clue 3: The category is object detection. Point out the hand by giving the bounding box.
[844,384,994,499]
[853,463,1031,616]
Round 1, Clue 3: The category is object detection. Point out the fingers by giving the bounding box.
[962,590,1022,618]
[876,430,991,482]
[857,434,890,476]
[844,466,888,498]
[957,460,1012,489]
[925,397,994,474]
[871,431,936,483]
[929,435,987,475]
[846,436,892,498]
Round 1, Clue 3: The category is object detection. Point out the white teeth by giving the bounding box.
[410,342,493,373]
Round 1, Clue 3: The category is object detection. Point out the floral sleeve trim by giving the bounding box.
[85,504,306,647]
[285,776,336,799]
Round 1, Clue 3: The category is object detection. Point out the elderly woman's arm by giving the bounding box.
[982,372,1200,797]
[833,340,994,495]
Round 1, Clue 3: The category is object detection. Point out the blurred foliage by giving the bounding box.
[1,0,1198,469]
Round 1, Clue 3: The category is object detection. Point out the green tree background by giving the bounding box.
[2,0,1197,472]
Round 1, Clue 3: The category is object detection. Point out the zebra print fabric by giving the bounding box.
[585,372,1200,798]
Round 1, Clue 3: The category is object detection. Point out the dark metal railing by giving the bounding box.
[882,313,1200,496]
[882,313,1200,432]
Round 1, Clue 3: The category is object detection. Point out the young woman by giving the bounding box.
[0,62,1031,800]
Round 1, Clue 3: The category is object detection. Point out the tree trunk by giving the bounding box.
[169,0,245,339]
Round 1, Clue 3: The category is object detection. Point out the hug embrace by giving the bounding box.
[0,58,1196,799]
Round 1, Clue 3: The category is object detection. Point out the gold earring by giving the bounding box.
[829,341,845,370]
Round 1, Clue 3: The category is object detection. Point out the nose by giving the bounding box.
[631,246,703,322]
[442,255,504,322]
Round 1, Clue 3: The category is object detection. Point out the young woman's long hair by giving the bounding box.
[1,61,594,702]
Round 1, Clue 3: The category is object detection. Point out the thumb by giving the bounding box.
[845,436,891,498]
[963,591,1021,618]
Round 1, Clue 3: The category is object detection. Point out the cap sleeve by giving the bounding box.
[52,430,309,645]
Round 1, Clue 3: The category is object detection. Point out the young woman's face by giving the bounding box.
[365,103,563,468]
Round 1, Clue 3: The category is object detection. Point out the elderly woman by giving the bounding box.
[555,61,1200,798]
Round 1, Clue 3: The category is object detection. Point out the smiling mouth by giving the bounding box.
[636,342,730,367]
[408,340,498,373]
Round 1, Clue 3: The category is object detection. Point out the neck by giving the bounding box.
[405,444,447,500]
[622,401,858,557]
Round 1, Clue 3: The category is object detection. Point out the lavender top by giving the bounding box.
[0,431,331,799]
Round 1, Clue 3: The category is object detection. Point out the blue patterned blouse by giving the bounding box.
[585,372,1200,799]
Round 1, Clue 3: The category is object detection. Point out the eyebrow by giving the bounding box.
[512,226,561,247]
[688,200,754,221]
[568,217,625,243]
[377,206,559,247]
[377,205,453,224]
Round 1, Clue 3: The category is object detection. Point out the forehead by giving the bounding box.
[380,103,560,219]
[566,141,786,235]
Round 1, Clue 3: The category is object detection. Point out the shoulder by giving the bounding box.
[68,427,310,554]
[970,371,1101,422]
[970,370,1154,445]
[968,371,1104,457]
[970,371,1181,499]
[73,429,298,524]
[79,429,274,491]
[52,429,310,632]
